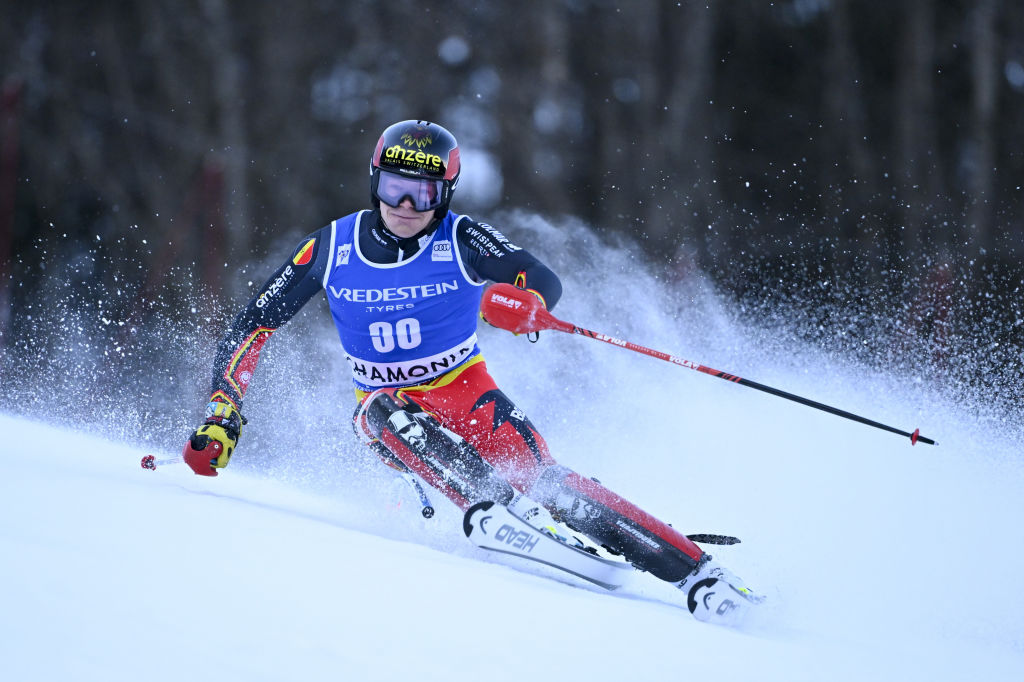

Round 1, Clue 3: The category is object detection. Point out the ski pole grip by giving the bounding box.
[480,283,571,334]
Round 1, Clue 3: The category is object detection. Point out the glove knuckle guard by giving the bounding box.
[480,283,547,334]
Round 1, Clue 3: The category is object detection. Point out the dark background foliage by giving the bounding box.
[1,0,1022,420]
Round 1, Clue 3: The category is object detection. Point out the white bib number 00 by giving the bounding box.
[369,318,422,353]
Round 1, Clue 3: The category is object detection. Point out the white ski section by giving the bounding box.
[685,576,760,627]
[464,501,633,590]
[1,412,1022,682]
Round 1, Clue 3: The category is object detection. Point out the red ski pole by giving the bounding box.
[481,283,936,446]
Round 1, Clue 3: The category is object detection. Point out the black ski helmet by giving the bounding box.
[370,120,461,217]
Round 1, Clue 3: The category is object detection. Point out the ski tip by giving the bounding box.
[463,500,495,536]
[686,578,763,627]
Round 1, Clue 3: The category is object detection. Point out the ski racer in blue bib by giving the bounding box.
[324,209,484,390]
[183,119,760,623]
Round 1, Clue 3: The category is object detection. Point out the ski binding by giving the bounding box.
[463,500,633,590]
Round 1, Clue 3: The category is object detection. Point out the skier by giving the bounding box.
[184,119,759,623]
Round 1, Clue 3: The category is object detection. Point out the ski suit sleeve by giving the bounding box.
[207,227,331,410]
[455,219,563,310]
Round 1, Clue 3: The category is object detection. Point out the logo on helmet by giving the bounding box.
[384,145,444,172]
[400,130,433,149]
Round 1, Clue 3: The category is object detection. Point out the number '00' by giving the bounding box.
[369,318,422,352]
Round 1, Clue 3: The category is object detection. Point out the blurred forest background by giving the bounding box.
[1,0,1023,423]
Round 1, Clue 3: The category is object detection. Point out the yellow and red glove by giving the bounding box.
[183,401,245,476]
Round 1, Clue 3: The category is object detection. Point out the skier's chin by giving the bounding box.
[382,208,431,237]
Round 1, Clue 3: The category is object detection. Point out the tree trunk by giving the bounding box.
[966,0,999,255]
[199,0,250,281]
[895,0,937,255]
[656,2,717,262]
[824,0,876,270]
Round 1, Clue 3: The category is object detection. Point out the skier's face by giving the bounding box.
[381,197,434,238]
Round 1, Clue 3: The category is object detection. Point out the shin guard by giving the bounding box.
[531,466,703,583]
[360,390,515,509]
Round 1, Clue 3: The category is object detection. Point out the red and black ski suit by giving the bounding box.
[206,210,704,583]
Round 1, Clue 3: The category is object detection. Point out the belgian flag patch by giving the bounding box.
[292,238,315,266]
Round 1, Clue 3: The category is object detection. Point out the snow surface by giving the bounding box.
[2,216,1023,681]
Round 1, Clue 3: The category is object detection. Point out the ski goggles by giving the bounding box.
[374,170,445,212]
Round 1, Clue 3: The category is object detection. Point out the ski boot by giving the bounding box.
[676,554,764,626]
[508,494,616,559]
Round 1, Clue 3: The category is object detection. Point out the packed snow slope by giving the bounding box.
[2,215,1023,681]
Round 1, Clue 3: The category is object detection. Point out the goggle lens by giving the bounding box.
[375,171,444,211]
